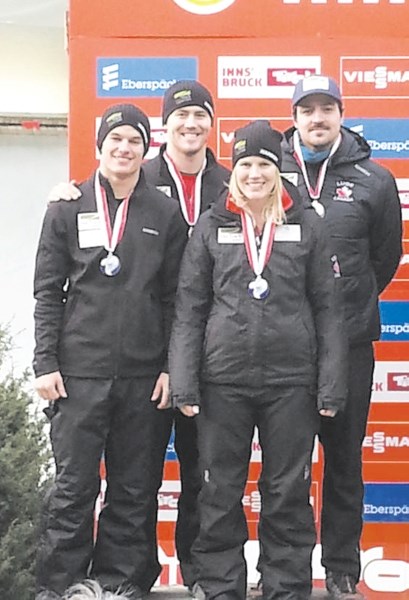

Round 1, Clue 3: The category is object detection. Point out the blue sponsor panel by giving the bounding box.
[97,57,198,98]
[379,301,409,341]
[165,427,177,461]
[344,118,409,159]
[363,483,409,523]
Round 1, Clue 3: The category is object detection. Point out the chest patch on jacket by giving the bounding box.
[77,212,104,248]
[281,172,299,186]
[156,185,172,197]
[275,224,301,242]
[217,227,244,244]
[334,181,355,203]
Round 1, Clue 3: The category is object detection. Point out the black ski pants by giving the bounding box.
[319,342,374,581]
[148,408,201,587]
[37,376,162,596]
[193,383,318,600]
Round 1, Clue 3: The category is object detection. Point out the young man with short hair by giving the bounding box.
[34,103,186,600]
[46,81,230,591]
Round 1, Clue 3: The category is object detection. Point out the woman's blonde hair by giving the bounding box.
[228,163,286,225]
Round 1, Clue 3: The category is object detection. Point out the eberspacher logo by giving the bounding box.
[379,301,409,340]
[97,57,197,98]
[340,57,409,98]
[364,484,409,523]
[345,119,409,159]
[172,0,236,13]
[218,56,321,99]
[102,64,119,91]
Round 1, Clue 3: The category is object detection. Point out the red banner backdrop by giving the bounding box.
[69,1,409,596]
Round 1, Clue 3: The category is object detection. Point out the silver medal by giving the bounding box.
[311,200,325,218]
[248,276,270,300]
[100,252,121,277]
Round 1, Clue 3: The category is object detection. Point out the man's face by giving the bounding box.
[99,125,145,179]
[294,94,342,151]
[165,105,212,157]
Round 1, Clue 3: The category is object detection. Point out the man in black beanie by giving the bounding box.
[142,79,230,591]
[33,103,187,600]
[46,82,230,591]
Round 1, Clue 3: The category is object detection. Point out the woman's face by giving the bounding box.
[235,156,277,205]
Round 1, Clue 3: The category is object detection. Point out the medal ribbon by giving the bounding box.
[241,211,276,278]
[293,130,342,200]
[94,170,131,253]
[163,151,206,226]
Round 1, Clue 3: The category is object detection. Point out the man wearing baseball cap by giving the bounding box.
[279,75,402,598]
[33,103,186,600]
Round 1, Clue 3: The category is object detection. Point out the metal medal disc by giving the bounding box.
[100,253,121,277]
[311,200,325,218]
[248,276,270,300]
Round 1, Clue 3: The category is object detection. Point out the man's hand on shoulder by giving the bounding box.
[35,371,67,401]
[48,180,82,203]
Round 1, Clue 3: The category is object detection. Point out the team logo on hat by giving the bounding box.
[172,0,236,15]
[106,111,124,126]
[234,139,247,155]
[302,75,331,92]
[174,89,193,104]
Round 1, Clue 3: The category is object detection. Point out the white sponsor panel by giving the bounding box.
[157,480,180,522]
[340,56,409,99]
[146,117,167,160]
[217,56,321,99]
[154,542,409,592]
[397,178,409,221]
[251,428,261,462]
[250,431,319,463]
[217,116,293,160]
[363,424,409,459]
[371,361,409,402]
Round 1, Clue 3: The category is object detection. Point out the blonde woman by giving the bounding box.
[169,120,348,600]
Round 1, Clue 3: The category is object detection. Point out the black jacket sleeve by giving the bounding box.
[169,216,214,407]
[159,207,188,373]
[306,213,348,412]
[369,170,402,294]
[33,203,71,377]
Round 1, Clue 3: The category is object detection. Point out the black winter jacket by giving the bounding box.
[170,182,348,413]
[142,145,230,231]
[282,126,402,346]
[33,171,187,378]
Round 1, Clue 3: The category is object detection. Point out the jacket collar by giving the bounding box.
[283,125,371,164]
[96,168,148,201]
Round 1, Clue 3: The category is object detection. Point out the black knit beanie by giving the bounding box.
[97,103,151,156]
[162,80,215,125]
[232,120,282,168]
